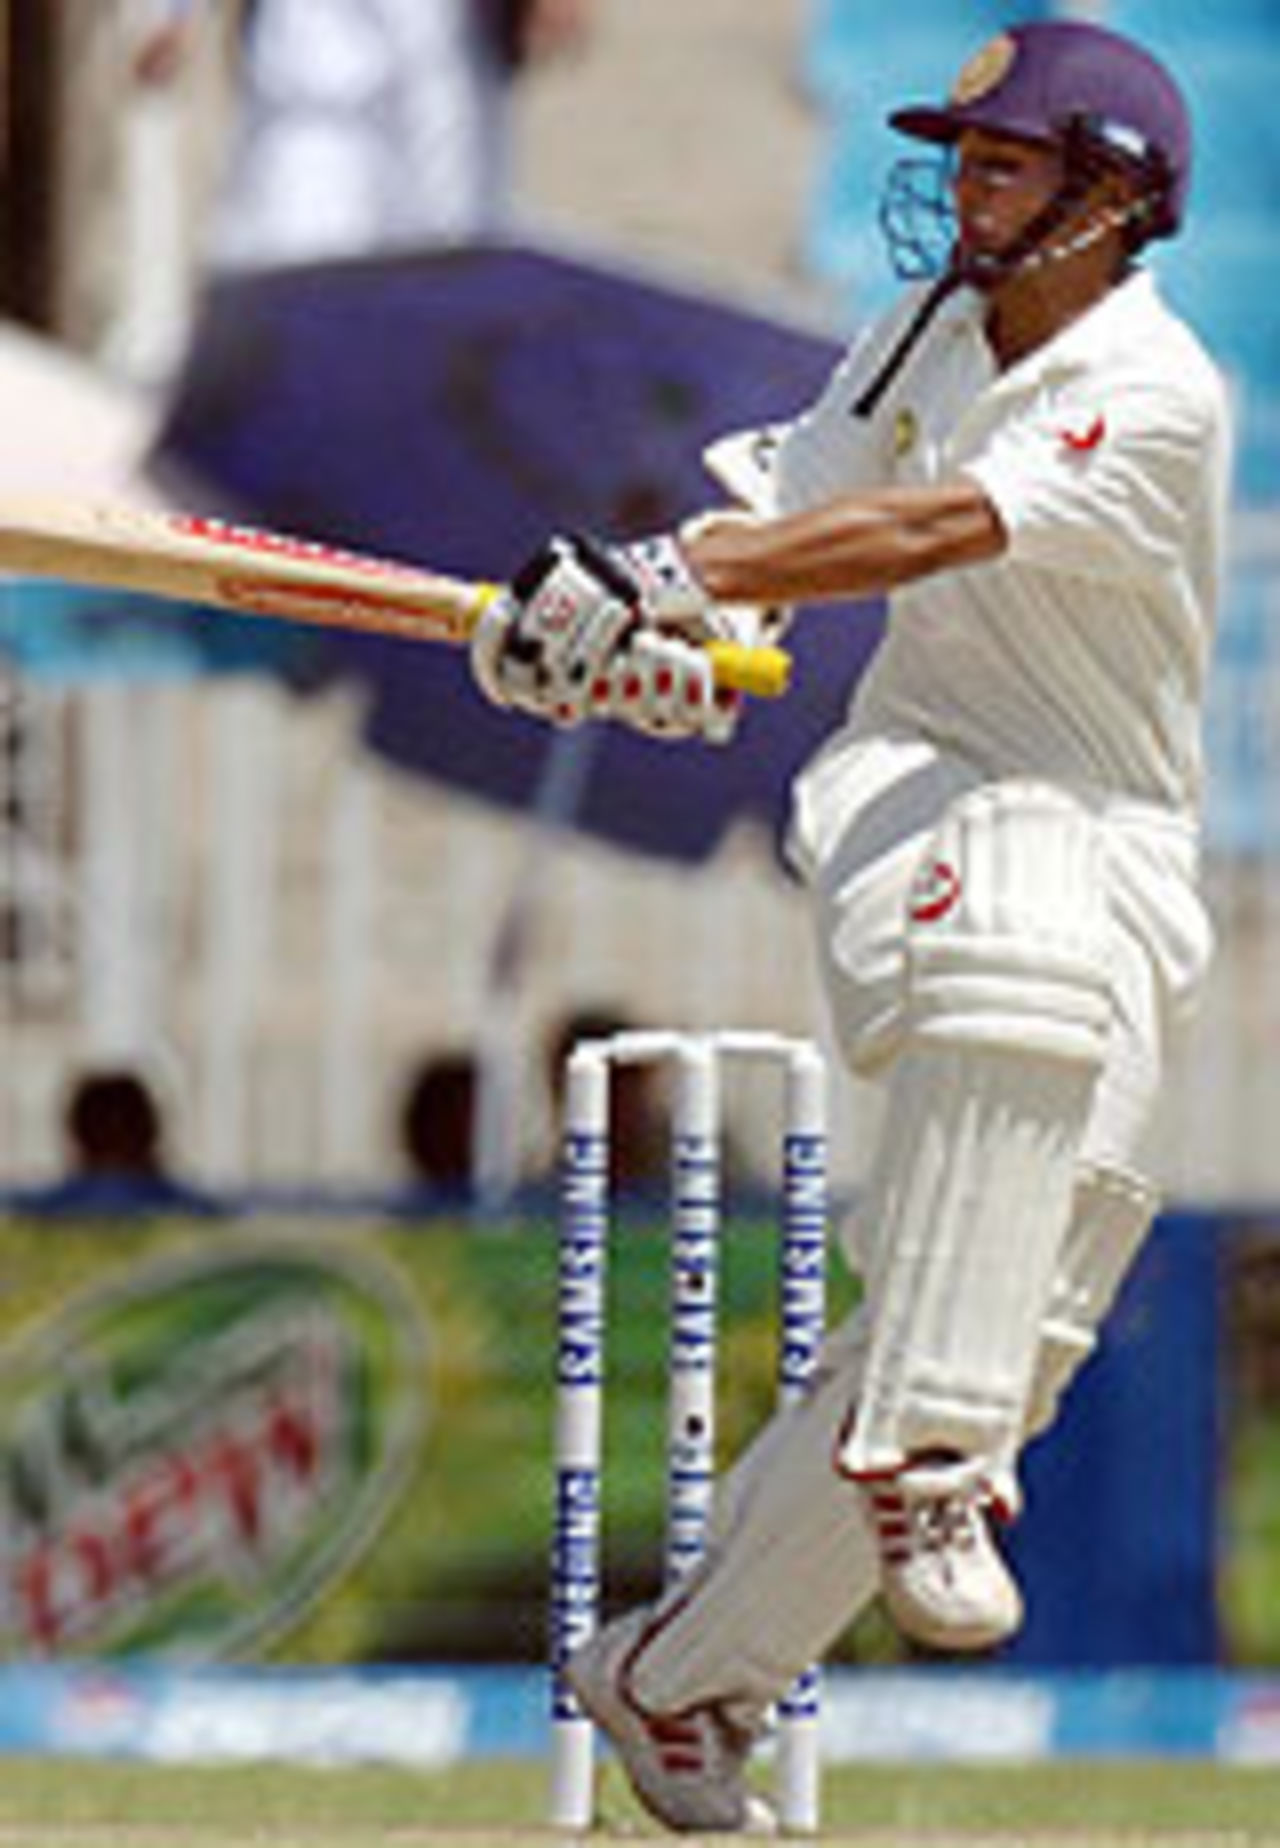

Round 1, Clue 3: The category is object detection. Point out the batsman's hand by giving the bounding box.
[470,535,743,743]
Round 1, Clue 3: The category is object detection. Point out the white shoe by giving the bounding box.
[565,1609,776,1835]
[861,1454,1024,1652]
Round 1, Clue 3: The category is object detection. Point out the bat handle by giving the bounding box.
[706,640,792,700]
[468,583,792,700]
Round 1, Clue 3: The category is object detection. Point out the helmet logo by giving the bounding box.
[893,408,919,458]
[950,33,1017,107]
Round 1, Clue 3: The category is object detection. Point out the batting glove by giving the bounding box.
[619,516,775,649]
[471,534,742,743]
[470,535,640,728]
[592,629,743,744]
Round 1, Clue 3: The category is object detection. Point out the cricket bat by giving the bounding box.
[0,500,791,699]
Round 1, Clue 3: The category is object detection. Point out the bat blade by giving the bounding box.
[0,499,791,698]
[0,500,484,643]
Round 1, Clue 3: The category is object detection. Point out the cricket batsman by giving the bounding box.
[469,18,1230,1832]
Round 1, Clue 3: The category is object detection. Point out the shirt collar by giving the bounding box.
[980,269,1161,391]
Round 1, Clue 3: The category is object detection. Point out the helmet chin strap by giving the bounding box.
[956,163,1141,288]
[971,196,1139,281]
[851,268,967,419]
[854,178,1143,420]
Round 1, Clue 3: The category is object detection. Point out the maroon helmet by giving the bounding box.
[889,20,1191,242]
[857,22,1193,415]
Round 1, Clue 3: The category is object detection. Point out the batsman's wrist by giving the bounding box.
[676,508,764,599]
[617,533,710,626]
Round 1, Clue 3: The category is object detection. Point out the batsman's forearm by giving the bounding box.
[684,481,1006,606]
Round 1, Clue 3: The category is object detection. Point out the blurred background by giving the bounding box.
[0,0,1278,1776]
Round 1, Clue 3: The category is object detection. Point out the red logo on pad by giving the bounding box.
[910,859,962,923]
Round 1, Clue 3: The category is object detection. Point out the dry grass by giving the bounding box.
[0,1759,1279,1848]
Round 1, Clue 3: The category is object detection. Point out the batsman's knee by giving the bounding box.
[824,777,1114,1083]
[904,779,1112,1067]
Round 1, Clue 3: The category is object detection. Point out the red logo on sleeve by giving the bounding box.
[1059,414,1106,454]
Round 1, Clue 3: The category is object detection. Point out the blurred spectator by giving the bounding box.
[131,0,594,271]
[397,1051,480,1202]
[14,1067,223,1219]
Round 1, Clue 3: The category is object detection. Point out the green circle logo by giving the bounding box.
[0,1235,426,1659]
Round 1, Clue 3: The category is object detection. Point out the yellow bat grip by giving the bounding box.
[467,583,792,701]
[706,640,792,700]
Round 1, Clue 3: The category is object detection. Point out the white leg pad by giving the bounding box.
[837,782,1112,1478]
[1024,1164,1158,1440]
[628,1316,880,1715]
[840,1039,1099,1474]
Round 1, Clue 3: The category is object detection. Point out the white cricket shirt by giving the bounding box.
[773,269,1232,821]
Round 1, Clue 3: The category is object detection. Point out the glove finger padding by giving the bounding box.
[469,533,747,742]
[595,631,742,744]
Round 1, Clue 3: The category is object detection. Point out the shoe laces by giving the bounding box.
[865,1455,1002,1564]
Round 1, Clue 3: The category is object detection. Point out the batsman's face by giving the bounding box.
[950,128,1065,266]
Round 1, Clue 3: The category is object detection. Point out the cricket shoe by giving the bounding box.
[860,1453,1023,1653]
[565,1608,776,1835]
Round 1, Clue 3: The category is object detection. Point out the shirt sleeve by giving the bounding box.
[962,372,1223,585]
